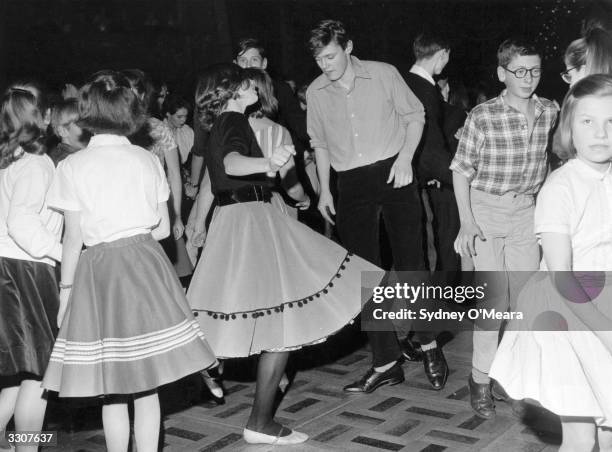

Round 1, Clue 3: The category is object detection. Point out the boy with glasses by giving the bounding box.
[450,38,558,419]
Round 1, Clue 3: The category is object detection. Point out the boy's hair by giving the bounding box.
[163,95,191,116]
[0,87,47,169]
[308,19,350,56]
[50,98,79,136]
[78,70,146,136]
[195,63,251,131]
[554,73,612,160]
[243,67,278,119]
[497,38,540,67]
[413,32,450,60]
[236,38,266,60]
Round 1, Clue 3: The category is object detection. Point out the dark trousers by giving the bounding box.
[336,156,426,367]
[427,186,460,271]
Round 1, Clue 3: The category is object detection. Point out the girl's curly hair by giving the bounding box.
[0,87,47,169]
[195,63,250,131]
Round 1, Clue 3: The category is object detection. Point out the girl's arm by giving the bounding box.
[151,201,170,241]
[57,210,83,326]
[189,170,214,247]
[223,152,274,176]
[279,156,310,209]
[164,144,184,240]
[541,232,612,333]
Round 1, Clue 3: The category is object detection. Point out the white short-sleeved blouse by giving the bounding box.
[535,158,612,271]
[47,135,170,246]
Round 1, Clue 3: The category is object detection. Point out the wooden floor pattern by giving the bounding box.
[41,330,562,451]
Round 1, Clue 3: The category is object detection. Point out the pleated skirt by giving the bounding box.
[42,234,217,397]
[490,272,612,427]
[0,257,58,378]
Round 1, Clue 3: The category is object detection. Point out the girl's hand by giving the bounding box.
[269,144,296,173]
[57,288,71,326]
[296,194,311,210]
[191,230,207,247]
[173,218,185,240]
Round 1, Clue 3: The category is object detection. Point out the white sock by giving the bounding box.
[420,340,438,352]
[373,361,397,373]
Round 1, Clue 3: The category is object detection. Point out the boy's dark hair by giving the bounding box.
[78,70,146,136]
[50,98,79,136]
[163,95,191,116]
[236,38,266,60]
[308,19,350,56]
[497,38,540,67]
[413,32,450,60]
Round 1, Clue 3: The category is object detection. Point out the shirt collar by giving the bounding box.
[571,158,612,181]
[314,56,372,90]
[89,134,132,147]
[497,89,547,113]
[409,64,435,86]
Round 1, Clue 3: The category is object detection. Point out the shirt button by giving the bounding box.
[521,125,527,130]
[358,153,362,157]
[351,113,355,118]
[354,133,359,137]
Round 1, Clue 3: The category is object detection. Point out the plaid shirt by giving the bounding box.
[450,91,559,196]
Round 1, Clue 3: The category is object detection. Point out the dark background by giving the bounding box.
[1,0,611,102]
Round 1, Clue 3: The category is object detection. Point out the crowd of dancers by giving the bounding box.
[2,16,612,452]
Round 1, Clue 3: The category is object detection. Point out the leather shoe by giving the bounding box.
[468,376,495,419]
[400,337,423,362]
[490,379,509,401]
[343,362,404,393]
[422,347,448,390]
[243,428,308,445]
[491,379,527,419]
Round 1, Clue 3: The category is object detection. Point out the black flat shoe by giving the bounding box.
[343,362,404,394]
[422,347,449,390]
[468,376,495,419]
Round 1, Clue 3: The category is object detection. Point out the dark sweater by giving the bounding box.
[404,72,453,186]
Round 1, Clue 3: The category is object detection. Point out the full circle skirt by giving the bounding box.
[187,201,382,358]
[490,272,612,426]
[42,234,217,397]
[0,257,58,378]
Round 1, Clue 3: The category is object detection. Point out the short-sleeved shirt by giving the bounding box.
[450,91,559,196]
[306,57,425,172]
[148,117,177,166]
[47,134,170,247]
[534,159,612,271]
[205,111,272,194]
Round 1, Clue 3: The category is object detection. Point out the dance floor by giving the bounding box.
[39,328,562,451]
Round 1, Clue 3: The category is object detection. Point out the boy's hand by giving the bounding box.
[454,221,485,257]
[387,154,413,188]
[318,190,336,225]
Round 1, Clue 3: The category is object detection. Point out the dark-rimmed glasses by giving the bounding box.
[560,67,578,84]
[503,66,542,79]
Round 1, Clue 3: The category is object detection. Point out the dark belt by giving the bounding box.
[216,185,272,206]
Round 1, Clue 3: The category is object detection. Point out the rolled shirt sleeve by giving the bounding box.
[306,87,328,152]
[450,111,483,181]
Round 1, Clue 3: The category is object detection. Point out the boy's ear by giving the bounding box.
[496,66,506,83]
[345,40,353,55]
[261,58,268,70]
